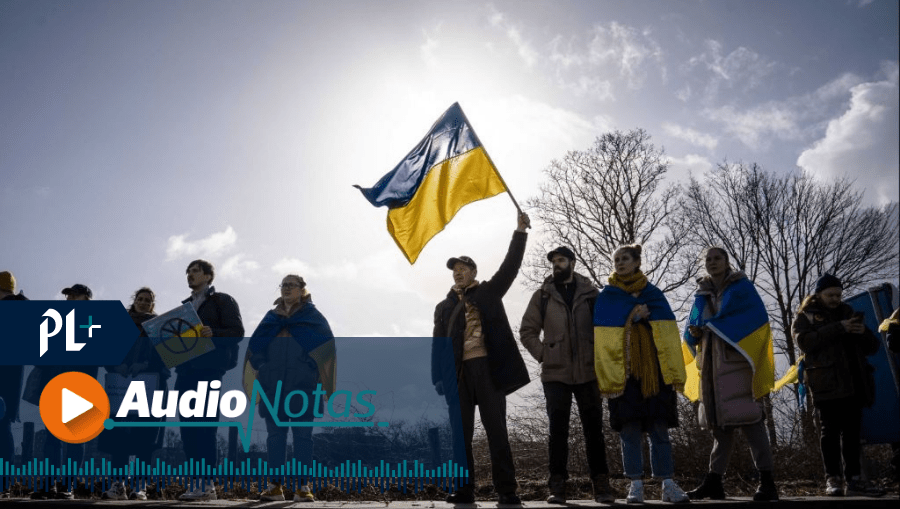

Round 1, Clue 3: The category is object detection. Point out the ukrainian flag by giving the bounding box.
[593,284,686,397]
[682,277,775,401]
[355,103,507,263]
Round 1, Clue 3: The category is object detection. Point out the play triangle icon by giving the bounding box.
[61,388,94,424]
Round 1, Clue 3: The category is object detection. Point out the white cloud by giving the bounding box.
[219,254,260,282]
[272,257,317,277]
[662,123,718,150]
[703,71,867,150]
[558,75,614,102]
[703,104,800,149]
[665,153,714,184]
[420,27,440,69]
[686,40,777,103]
[548,35,585,69]
[586,22,663,89]
[486,5,538,67]
[165,225,237,261]
[797,62,899,204]
[487,12,662,96]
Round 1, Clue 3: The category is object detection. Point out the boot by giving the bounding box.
[591,474,615,503]
[687,472,725,500]
[446,485,475,504]
[753,470,779,501]
[547,475,566,504]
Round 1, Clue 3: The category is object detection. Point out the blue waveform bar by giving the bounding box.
[0,456,470,496]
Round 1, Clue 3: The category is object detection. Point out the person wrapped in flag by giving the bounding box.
[248,274,336,502]
[592,244,689,504]
[355,102,511,264]
[682,247,778,502]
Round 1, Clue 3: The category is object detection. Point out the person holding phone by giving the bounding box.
[792,274,882,497]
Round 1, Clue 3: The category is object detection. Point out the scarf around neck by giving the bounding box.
[608,270,648,295]
[608,270,658,397]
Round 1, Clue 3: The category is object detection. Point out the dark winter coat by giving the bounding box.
[793,297,879,407]
[1,293,28,421]
[177,286,244,375]
[519,272,598,384]
[432,230,530,396]
[105,311,169,381]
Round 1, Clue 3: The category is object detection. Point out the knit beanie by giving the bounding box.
[0,271,15,293]
[815,273,843,294]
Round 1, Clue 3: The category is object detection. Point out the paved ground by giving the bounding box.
[0,497,897,507]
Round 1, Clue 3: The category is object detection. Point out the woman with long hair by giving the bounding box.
[593,244,688,504]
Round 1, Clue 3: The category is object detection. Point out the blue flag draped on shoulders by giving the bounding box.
[592,284,686,398]
[681,275,775,401]
[249,300,336,397]
[355,102,507,264]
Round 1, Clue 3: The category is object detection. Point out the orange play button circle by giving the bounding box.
[39,371,110,444]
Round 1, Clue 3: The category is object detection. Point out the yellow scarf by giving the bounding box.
[609,271,660,398]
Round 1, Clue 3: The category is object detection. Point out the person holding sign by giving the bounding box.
[100,287,167,500]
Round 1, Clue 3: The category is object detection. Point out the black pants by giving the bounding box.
[816,398,863,479]
[99,375,165,466]
[175,369,224,467]
[543,381,609,480]
[457,357,517,495]
[0,367,23,464]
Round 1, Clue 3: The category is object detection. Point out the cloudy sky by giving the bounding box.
[2,0,898,345]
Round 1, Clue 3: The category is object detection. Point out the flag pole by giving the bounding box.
[456,105,524,216]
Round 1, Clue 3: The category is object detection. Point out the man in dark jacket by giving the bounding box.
[432,212,530,505]
[793,273,881,497]
[519,247,613,503]
[178,259,244,501]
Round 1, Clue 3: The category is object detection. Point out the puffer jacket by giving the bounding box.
[696,272,764,428]
[519,272,598,384]
[793,296,879,406]
[432,230,530,396]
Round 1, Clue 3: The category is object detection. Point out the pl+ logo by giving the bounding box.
[39,309,102,357]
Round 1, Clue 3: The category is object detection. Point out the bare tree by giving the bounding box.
[680,162,899,445]
[681,161,899,366]
[524,129,697,297]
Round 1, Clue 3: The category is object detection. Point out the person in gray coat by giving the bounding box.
[686,247,777,501]
[519,247,613,503]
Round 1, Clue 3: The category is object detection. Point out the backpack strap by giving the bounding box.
[540,289,550,322]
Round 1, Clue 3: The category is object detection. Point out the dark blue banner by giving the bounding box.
[0,301,139,365]
[1,337,467,497]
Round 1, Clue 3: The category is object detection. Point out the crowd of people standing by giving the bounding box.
[1,211,895,503]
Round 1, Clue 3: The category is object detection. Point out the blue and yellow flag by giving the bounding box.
[593,284,687,398]
[355,103,507,263]
[682,277,775,401]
